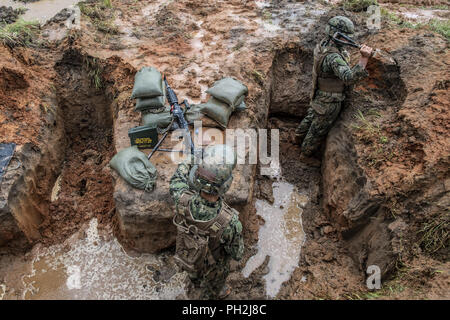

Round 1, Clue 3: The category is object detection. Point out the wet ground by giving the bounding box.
[1,0,448,301]
[1,178,308,300]
[1,219,186,299]
[243,181,307,298]
[2,0,81,24]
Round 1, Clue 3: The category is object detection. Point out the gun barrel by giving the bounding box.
[164,77,195,154]
[164,76,179,106]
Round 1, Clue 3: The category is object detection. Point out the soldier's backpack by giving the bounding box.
[172,190,235,273]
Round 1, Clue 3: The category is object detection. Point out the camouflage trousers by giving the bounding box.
[187,256,230,300]
[296,102,342,156]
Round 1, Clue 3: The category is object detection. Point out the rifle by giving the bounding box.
[148,77,195,160]
[332,32,380,57]
[332,31,361,48]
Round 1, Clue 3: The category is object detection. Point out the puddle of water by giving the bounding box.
[19,219,186,300]
[399,9,448,23]
[255,0,270,10]
[2,0,81,25]
[242,181,307,298]
[254,1,326,38]
[191,29,205,51]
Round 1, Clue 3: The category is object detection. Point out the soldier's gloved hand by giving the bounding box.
[360,44,373,58]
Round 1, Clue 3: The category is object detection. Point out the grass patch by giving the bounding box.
[429,19,450,40]
[419,5,450,10]
[381,8,421,29]
[418,213,449,254]
[0,18,40,47]
[381,8,449,40]
[94,19,119,34]
[351,109,395,167]
[84,56,103,90]
[78,0,118,35]
[102,0,113,9]
[251,70,265,86]
[262,9,273,24]
[341,0,378,12]
[345,261,410,300]
[352,109,381,138]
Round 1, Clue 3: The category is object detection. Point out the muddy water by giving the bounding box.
[255,1,326,38]
[2,0,81,24]
[243,181,307,298]
[2,219,186,300]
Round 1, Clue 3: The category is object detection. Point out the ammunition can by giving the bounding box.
[128,125,158,149]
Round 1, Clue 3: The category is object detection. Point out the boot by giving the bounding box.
[298,153,321,167]
[217,284,231,300]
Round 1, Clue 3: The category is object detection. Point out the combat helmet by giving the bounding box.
[189,144,236,196]
[325,16,358,48]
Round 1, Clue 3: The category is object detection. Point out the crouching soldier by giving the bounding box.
[169,144,244,299]
[296,16,373,158]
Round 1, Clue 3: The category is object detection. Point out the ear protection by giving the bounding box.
[188,165,233,196]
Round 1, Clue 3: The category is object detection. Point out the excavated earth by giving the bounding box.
[0,0,449,300]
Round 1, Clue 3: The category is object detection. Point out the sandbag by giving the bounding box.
[206,77,248,108]
[198,97,233,128]
[233,95,245,109]
[142,108,173,128]
[184,104,204,123]
[135,81,166,111]
[135,95,166,111]
[235,100,247,111]
[109,146,157,192]
[131,67,164,99]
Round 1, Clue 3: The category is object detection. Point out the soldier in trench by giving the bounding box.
[295,16,374,158]
[169,144,244,299]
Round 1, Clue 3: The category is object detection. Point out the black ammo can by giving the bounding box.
[128,125,158,149]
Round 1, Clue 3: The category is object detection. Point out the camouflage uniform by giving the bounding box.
[297,18,369,156]
[169,157,244,299]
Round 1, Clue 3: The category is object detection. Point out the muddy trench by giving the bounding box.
[0,36,420,300]
[232,42,411,299]
[35,50,116,244]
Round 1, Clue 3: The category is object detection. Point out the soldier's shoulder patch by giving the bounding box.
[330,54,348,66]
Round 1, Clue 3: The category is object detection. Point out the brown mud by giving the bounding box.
[0,0,449,300]
[38,50,116,244]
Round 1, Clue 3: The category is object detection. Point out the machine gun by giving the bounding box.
[148,77,195,160]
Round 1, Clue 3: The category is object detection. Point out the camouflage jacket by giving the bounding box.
[169,159,244,261]
[313,41,368,105]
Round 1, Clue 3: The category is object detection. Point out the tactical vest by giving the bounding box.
[310,43,346,101]
[172,190,235,273]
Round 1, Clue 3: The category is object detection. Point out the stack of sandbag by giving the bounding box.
[131,67,166,114]
[197,77,248,128]
[141,106,172,129]
[141,104,221,129]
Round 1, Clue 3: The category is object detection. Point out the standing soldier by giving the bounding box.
[296,16,373,157]
[169,144,244,299]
